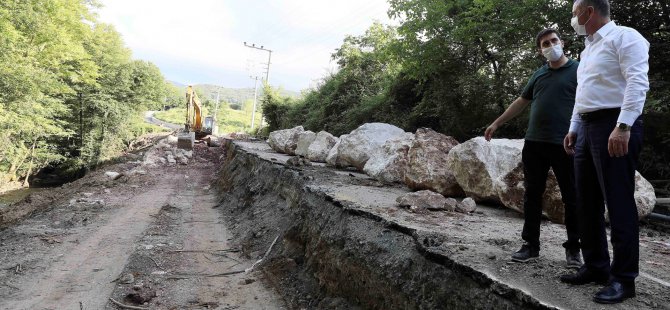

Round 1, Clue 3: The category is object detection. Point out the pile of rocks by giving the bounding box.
[267,123,657,222]
[142,135,193,167]
[446,137,656,223]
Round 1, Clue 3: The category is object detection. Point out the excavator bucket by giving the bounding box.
[177,132,195,150]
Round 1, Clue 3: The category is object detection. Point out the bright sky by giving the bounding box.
[96,0,393,92]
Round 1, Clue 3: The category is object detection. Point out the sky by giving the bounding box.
[96,0,394,92]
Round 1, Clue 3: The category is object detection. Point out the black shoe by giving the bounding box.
[560,268,608,285]
[511,244,539,262]
[593,281,635,304]
[565,249,583,269]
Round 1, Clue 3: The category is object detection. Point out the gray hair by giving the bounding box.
[576,0,610,17]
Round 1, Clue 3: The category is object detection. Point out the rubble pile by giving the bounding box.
[142,136,193,167]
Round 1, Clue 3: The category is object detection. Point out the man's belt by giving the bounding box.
[579,108,620,121]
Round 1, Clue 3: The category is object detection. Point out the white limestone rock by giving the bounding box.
[268,126,304,155]
[326,135,347,167]
[447,137,657,224]
[363,133,415,183]
[307,131,339,162]
[105,171,123,180]
[336,123,406,170]
[404,128,463,196]
[634,172,657,220]
[295,131,317,157]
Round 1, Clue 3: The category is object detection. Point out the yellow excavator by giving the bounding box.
[177,86,216,149]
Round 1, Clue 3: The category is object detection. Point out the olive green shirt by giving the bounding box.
[522,59,578,145]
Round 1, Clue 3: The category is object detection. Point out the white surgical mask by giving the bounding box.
[571,9,590,36]
[542,44,564,62]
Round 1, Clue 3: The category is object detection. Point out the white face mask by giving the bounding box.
[571,8,590,36]
[542,44,564,62]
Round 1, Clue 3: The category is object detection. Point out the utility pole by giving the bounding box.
[244,42,272,132]
[250,76,260,130]
[243,42,272,83]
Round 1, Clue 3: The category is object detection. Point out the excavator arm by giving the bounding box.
[185,85,203,132]
[178,86,216,149]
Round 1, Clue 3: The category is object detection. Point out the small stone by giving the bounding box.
[397,190,452,211]
[456,197,477,213]
[105,171,123,180]
[120,273,134,284]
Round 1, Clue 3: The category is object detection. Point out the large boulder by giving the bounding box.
[446,138,523,203]
[363,133,415,183]
[326,135,347,167]
[632,172,657,220]
[336,123,406,170]
[307,131,339,162]
[294,131,317,157]
[404,128,463,197]
[268,126,304,155]
[447,137,657,223]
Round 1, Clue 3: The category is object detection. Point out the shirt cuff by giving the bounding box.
[617,110,640,126]
[569,120,580,133]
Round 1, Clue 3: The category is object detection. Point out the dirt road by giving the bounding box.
[0,142,284,310]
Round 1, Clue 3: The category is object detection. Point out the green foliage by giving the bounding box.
[261,84,298,132]
[263,22,402,136]
[267,0,669,178]
[1,0,175,184]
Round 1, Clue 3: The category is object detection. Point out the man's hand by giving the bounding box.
[563,132,577,155]
[484,123,498,141]
[608,127,630,157]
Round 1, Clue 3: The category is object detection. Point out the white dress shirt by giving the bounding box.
[569,21,650,133]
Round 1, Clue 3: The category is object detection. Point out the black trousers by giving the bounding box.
[521,140,580,251]
[574,110,643,283]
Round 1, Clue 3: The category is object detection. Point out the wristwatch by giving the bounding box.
[616,122,630,131]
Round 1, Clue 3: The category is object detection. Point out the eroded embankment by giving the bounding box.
[215,140,558,310]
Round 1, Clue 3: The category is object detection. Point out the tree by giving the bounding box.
[1,0,175,185]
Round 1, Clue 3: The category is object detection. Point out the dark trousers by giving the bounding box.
[574,111,643,283]
[521,140,580,251]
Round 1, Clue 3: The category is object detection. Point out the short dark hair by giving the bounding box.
[576,0,610,18]
[535,28,560,49]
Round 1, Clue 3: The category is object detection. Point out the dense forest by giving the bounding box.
[0,0,180,186]
[262,0,670,179]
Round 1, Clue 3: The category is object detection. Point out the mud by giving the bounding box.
[215,140,670,310]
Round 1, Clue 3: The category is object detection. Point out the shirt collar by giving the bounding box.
[586,21,617,45]
[546,58,575,70]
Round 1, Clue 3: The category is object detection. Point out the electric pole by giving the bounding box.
[244,42,272,132]
[250,76,260,130]
[243,42,272,83]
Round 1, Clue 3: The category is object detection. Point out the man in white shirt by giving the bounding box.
[560,0,649,304]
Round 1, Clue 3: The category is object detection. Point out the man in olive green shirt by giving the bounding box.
[485,28,581,267]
